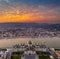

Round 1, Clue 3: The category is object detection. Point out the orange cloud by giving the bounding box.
[0,9,60,23]
[0,12,45,23]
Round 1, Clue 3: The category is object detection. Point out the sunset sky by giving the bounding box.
[0,0,60,23]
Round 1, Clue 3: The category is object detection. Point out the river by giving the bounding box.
[0,37,60,48]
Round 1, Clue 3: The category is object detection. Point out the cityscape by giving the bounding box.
[0,40,59,59]
[0,23,60,59]
[0,0,60,59]
[0,27,60,39]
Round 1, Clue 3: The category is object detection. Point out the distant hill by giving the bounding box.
[0,23,60,30]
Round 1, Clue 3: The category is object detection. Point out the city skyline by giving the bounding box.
[0,0,60,23]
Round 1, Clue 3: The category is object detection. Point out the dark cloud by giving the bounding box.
[10,0,60,6]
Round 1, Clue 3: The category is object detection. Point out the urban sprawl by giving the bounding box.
[0,28,60,39]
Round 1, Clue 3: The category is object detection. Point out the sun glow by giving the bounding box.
[0,9,59,23]
[0,11,44,23]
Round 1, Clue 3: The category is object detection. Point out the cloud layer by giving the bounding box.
[0,0,60,23]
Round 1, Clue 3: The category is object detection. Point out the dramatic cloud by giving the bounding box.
[0,0,60,23]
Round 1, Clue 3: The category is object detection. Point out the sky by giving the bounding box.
[0,0,60,23]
